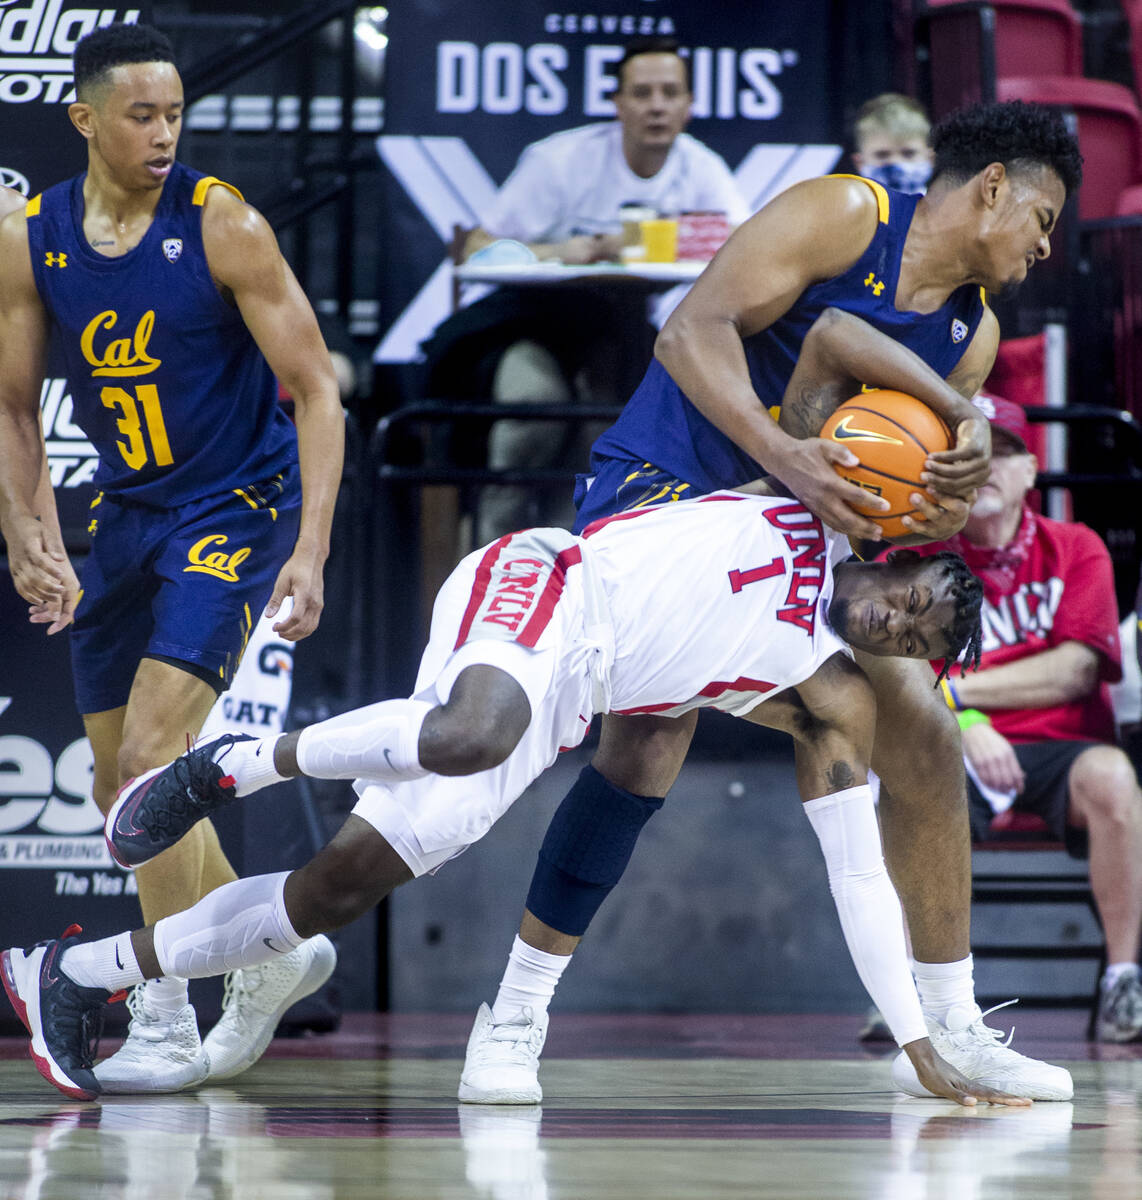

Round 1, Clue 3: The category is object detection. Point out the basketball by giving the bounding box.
[820,391,953,539]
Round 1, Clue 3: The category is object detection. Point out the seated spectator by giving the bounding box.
[851,93,933,195]
[421,36,748,543]
[914,392,1142,1043]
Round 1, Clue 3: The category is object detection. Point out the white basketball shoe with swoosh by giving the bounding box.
[202,934,337,1080]
[892,1001,1074,1101]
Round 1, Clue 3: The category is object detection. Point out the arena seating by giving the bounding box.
[920,0,1084,115]
[996,75,1142,219]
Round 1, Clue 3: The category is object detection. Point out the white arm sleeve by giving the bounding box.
[803,785,928,1048]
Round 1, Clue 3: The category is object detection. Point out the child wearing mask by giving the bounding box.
[851,93,934,195]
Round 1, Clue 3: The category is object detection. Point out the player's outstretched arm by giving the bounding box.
[0,208,77,625]
[749,657,1029,1106]
[200,187,345,641]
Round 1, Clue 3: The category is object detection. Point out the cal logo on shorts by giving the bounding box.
[184,533,251,582]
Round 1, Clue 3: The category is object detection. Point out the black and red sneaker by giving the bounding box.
[105,733,255,869]
[0,925,121,1100]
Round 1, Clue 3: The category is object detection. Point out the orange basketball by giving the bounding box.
[819,391,953,539]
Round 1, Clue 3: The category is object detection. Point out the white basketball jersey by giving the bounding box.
[583,493,853,717]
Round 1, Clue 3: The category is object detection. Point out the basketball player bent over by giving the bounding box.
[0,24,343,1091]
[456,101,1083,1103]
[4,487,1061,1105]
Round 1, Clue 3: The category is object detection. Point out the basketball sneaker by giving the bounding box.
[93,982,210,1093]
[891,1001,1074,1101]
[1095,966,1142,1043]
[202,935,337,1080]
[0,927,115,1100]
[105,733,255,868]
[458,1003,546,1104]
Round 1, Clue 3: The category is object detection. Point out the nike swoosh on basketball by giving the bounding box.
[831,415,903,444]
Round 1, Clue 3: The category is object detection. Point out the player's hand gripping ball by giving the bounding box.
[820,391,952,540]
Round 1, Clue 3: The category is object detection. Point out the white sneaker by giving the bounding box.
[892,1001,1074,1101]
[93,983,210,1094]
[458,1003,546,1104]
[202,935,337,1081]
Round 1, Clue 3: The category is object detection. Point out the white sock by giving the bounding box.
[61,931,145,991]
[913,955,978,1026]
[152,871,303,979]
[1103,961,1140,989]
[223,735,289,797]
[141,974,190,1019]
[295,699,433,783]
[491,935,571,1024]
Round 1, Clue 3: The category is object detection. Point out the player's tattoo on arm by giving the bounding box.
[782,386,836,438]
[825,760,857,793]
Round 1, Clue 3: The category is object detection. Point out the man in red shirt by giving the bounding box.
[920,393,1142,1042]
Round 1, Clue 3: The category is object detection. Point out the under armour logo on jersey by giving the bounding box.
[863,271,885,296]
[44,251,67,268]
[951,318,968,343]
[162,238,183,263]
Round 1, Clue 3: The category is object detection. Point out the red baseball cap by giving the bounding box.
[971,391,1030,450]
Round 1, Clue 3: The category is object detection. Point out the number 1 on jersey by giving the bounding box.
[728,556,785,593]
[101,384,174,470]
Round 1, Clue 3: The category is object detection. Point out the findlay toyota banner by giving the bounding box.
[375,1,842,362]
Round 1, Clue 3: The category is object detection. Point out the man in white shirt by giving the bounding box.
[464,42,747,263]
[423,38,748,541]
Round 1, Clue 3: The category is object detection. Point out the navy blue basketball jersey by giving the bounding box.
[25,162,296,507]
[593,177,987,493]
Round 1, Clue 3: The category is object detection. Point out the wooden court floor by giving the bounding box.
[0,1010,1139,1199]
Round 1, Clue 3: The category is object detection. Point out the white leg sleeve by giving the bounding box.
[295,699,433,783]
[151,871,303,979]
[803,785,928,1048]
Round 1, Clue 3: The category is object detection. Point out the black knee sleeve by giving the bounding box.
[524,764,665,937]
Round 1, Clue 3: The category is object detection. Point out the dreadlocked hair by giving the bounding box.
[927,551,984,684]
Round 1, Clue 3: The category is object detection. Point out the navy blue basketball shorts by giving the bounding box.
[70,465,301,714]
[572,455,694,533]
[966,739,1099,859]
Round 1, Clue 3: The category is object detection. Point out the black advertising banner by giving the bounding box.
[0,1,150,545]
[375,1,843,363]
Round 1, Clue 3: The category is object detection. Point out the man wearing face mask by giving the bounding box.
[852,93,934,196]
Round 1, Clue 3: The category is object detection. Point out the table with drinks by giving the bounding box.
[452,211,731,396]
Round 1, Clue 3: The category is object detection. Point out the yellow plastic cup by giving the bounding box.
[639,218,678,263]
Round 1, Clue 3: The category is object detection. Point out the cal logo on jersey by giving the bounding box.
[184,533,251,582]
[951,318,968,343]
[162,238,183,262]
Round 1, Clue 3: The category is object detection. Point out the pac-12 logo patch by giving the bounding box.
[162,238,183,262]
[950,318,968,343]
